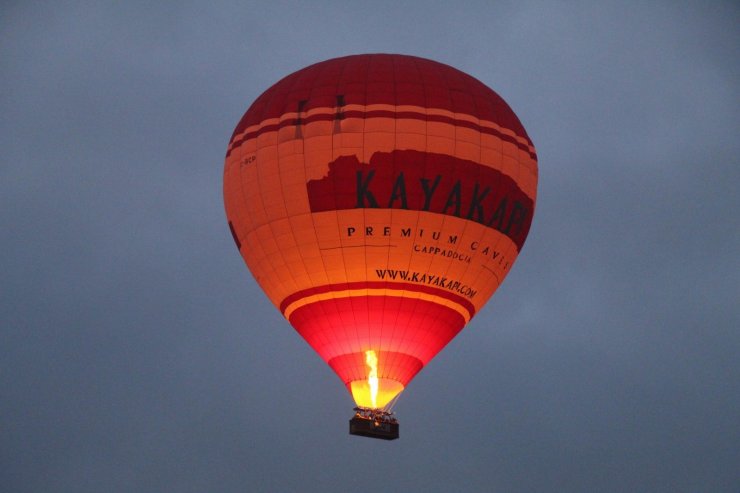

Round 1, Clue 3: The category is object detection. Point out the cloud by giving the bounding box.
[1,2,738,492]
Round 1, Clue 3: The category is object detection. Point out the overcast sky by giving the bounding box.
[1,2,738,492]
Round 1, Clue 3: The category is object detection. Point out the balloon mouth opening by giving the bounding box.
[349,378,405,409]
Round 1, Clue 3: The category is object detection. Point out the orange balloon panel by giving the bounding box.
[224,54,537,408]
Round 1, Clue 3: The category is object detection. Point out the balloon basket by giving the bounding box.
[349,407,399,440]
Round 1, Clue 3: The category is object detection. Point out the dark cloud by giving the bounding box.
[2,2,738,492]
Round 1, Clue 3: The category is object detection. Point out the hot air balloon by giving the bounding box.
[224,54,537,440]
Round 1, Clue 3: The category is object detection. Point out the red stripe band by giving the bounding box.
[226,110,537,160]
[279,281,477,320]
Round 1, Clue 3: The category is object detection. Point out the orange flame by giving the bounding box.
[365,350,379,408]
[349,351,404,409]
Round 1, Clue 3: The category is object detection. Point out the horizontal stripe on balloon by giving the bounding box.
[226,109,537,160]
[280,281,476,321]
[283,287,472,324]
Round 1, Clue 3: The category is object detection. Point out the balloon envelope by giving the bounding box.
[224,54,537,409]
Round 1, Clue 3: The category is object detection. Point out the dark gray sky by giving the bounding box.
[2,2,738,492]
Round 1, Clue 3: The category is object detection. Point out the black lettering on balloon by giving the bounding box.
[442,180,462,217]
[488,197,508,231]
[466,183,490,223]
[504,201,528,235]
[356,170,378,208]
[388,172,408,209]
[420,175,442,211]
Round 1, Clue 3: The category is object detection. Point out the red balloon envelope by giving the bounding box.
[224,54,537,435]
